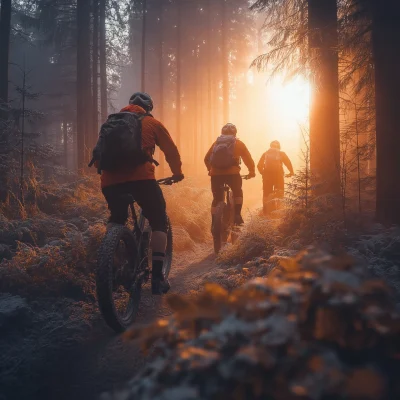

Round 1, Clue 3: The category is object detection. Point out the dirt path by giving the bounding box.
[38,244,216,400]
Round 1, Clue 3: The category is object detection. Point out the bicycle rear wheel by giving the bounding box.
[96,225,140,333]
[212,216,222,254]
[212,204,227,254]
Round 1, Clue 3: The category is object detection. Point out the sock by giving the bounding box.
[234,203,242,217]
[152,252,165,279]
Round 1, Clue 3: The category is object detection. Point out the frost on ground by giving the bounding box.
[209,205,400,299]
[107,248,400,400]
[349,225,400,294]
[0,175,211,400]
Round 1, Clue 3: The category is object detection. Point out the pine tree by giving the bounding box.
[308,0,341,194]
[99,0,108,122]
[0,0,12,202]
[0,0,11,121]
[371,0,400,224]
[76,0,92,170]
[92,0,100,146]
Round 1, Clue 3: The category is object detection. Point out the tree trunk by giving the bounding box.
[141,0,147,91]
[92,0,99,147]
[63,117,68,169]
[158,0,165,176]
[372,0,400,224]
[193,50,199,175]
[0,0,11,202]
[99,0,107,122]
[207,0,213,146]
[221,0,229,123]
[308,0,341,194]
[176,0,182,150]
[76,0,92,171]
[0,0,11,121]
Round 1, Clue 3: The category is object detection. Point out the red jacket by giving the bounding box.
[100,105,182,188]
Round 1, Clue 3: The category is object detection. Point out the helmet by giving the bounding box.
[129,92,154,112]
[270,140,281,150]
[221,123,237,136]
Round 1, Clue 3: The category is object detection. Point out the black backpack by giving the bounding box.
[209,135,237,169]
[91,112,152,173]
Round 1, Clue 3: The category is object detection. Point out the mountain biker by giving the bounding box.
[204,123,256,226]
[95,92,184,295]
[257,140,294,214]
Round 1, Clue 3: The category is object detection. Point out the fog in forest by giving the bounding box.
[4,1,309,182]
[2,1,400,400]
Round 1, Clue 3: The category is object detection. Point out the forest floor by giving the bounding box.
[1,242,219,400]
[0,175,222,400]
[35,244,217,400]
[1,175,400,400]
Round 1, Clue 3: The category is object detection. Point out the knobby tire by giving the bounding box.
[96,219,173,333]
[96,225,138,333]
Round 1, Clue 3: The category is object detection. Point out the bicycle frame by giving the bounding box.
[127,201,151,277]
[126,177,175,276]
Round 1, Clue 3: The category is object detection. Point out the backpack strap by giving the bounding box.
[137,112,159,167]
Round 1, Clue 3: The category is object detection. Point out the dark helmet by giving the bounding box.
[270,140,281,150]
[129,92,154,112]
[221,123,237,136]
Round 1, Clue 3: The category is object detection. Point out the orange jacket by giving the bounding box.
[100,105,182,188]
[257,149,294,176]
[204,136,255,176]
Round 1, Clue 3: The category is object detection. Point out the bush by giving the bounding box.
[107,248,400,400]
[217,216,279,265]
[163,178,212,250]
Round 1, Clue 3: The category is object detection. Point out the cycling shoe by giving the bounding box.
[152,277,171,295]
[234,214,244,226]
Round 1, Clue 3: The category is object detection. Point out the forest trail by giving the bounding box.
[39,243,216,400]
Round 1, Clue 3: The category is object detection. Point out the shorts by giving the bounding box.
[262,174,284,198]
[211,174,243,207]
[102,180,168,232]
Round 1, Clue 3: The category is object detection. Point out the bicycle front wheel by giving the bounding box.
[163,217,173,279]
[96,225,140,333]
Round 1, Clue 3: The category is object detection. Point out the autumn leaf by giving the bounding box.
[278,256,299,272]
[167,293,196,314]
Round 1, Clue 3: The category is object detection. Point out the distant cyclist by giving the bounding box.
[91,92,184,295]
[204,123,256,226]
[257,140,294,214]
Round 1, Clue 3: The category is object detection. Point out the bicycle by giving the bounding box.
[211,175,251,254]
[262,173,294,215]
[96,177,176,333]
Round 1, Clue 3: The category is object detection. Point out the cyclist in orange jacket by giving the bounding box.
[204,123,256,226]
[257,140,294,214]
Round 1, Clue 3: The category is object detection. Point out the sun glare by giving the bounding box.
[270,75,310,122]
[245,74,311,168]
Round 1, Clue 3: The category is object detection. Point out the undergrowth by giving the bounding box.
[0,174,211,299]
[108,248,400,400]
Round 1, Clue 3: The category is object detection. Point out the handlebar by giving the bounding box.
[157,177,179,186]
[241,174,254,180]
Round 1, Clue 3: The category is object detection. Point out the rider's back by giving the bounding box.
[204,138,254,176]
[258,148,292,176]
[101,104,181,188]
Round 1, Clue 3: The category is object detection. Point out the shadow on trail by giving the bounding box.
[35,247,216,400]
[37,290,163,400]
